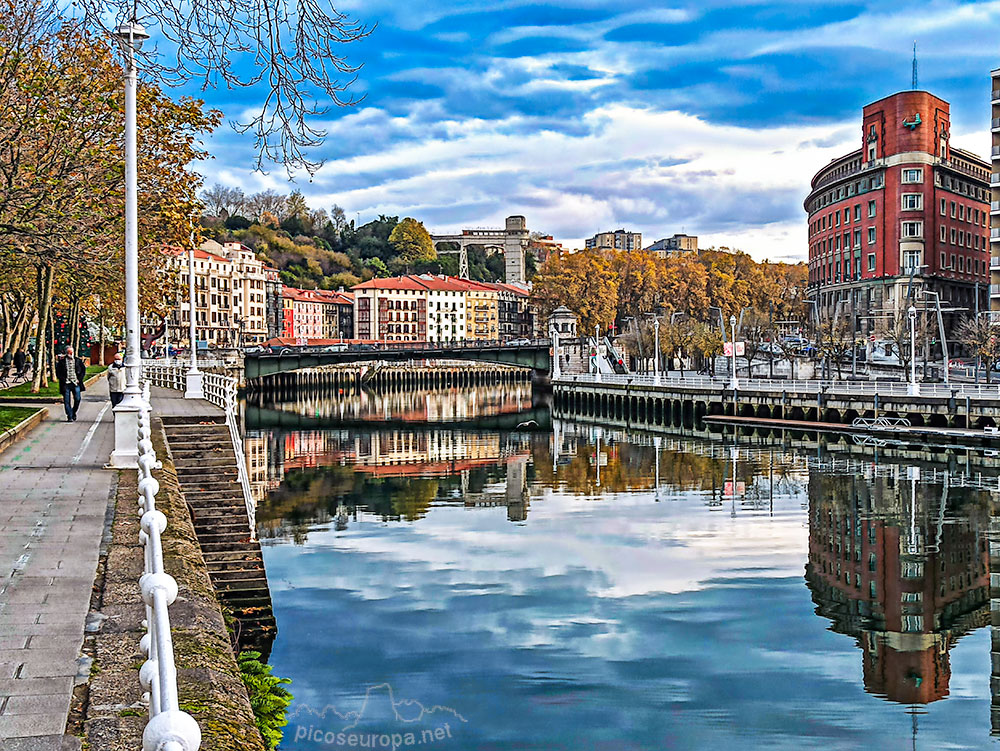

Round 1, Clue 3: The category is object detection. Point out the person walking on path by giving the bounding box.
[107,352,126,406]
[55,345,86,421]
[13,348,25,376]
[0,348,10,376]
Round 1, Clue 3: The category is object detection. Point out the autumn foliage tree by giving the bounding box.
[530,247,807,342]
[388,217,436,274]
[0,1,218,390]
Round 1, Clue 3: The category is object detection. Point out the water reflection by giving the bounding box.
[805,466,990,707]
[249,386,1000,749]
[249,382,535,423]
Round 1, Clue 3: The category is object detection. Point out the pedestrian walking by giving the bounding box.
[0,349,10,377]
[107,353,126,407]
[13,349,25,377]
[55,346,86,422]
[22,349,33,377]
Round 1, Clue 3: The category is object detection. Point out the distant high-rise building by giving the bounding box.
[646,234,698,257]
[990,69,1000,311]
[806,90,989,333]
[585,228,642,252]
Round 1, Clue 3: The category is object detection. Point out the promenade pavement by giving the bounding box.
[0,378,116,749]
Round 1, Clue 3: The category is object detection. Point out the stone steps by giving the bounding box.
[162,419,275,655]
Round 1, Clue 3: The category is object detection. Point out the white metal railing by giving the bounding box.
[143,364,256,535]
[556,372,1000,400]
[135,382,202,750]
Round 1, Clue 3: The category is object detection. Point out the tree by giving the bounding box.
[74,0,371,173]
[956,316,1000,384]
[388,217,435,273]
[330,205,348,234]
[200,183,245,218]
[690,322,723,375]
[0,5,218,391]
[531,250,619,334]
[246,190,287,221]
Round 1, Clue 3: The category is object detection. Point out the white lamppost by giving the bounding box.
[184,231,204,398]
[593,323,601,382]
[109,21,150,469]
[730,314,738,391]
[653,317,660,384]
[163,315,170,364]
[908,305,919,396]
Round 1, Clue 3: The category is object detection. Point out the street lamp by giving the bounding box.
[652,317,660,384]
[907,305,919,396]
[730,314,738,391]
[184,229,204,399]
[109,21,151,469]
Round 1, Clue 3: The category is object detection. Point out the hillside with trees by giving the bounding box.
[199,185,536,289]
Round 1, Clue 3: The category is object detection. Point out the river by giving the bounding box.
[243,382,999,751]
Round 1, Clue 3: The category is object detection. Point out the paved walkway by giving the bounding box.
[0,378,116,748]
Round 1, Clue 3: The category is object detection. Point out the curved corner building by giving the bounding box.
[805,90,990,334]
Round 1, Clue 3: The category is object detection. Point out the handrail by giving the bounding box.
[555,372,1000,399]
[135,381,202,750]
[142,364,256,537]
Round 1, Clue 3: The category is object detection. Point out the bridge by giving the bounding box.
[430,215,529,283]
[244,339,551,379]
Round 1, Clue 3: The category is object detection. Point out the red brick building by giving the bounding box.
[806,90,990,335]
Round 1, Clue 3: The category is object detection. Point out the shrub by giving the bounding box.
[237,650,293,751]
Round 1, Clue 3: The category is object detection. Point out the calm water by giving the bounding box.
[246,385,1000,751]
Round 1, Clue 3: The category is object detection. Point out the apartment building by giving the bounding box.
[585,228,642,252]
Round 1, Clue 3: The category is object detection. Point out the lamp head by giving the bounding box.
[113,22,150,50]
[730,315,737,326]
[908,305,916,319]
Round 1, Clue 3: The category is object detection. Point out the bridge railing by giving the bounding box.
[142,363,256,536]
[251,338,551,355]
[134,382,202,749]
[556,372,1000,400]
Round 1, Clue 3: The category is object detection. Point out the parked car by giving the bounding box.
[505,338,531,346]
[322,343,348,352]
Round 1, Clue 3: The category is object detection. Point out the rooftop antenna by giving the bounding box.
[912,41,918,90]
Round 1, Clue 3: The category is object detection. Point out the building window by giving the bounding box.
[901,221,923,239]
[950,228,957,243]
[901,168,923,183]
[902,250,920,272]
[868,200,876,217]
[959,204,965,221]
[835,213,840,227]
[940,251,946,267]
[959,255,965,272]
[854,204,861,221]
[868,227,876,245]
[867,253,876,272]
[901,193,922,211]
[843,208,850,224]
[940,225,947,242]
[951,201,957,218]
[940,198,947,215]
[853,229,861,248]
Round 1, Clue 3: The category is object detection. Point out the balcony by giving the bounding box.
[992,173,1000,186]
[993,90,1000,102]
[993,118,1000,131]
[992,201,1000,214]
[991,284,1000,297]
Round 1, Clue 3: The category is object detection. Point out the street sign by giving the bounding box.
[723,342,733,356]
[735,341,745,356]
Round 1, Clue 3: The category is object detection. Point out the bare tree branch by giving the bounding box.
[67,0,371,175]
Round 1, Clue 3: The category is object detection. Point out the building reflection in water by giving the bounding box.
[805,463,991,712]
[251,382,534,424]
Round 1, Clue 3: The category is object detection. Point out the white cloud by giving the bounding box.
[261,104,855,260]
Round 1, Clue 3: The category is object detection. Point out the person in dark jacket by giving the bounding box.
[55,346,86,421]
[0,349,10,377]
[13,349,25,376]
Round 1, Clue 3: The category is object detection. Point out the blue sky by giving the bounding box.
[192,0,1000,262]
